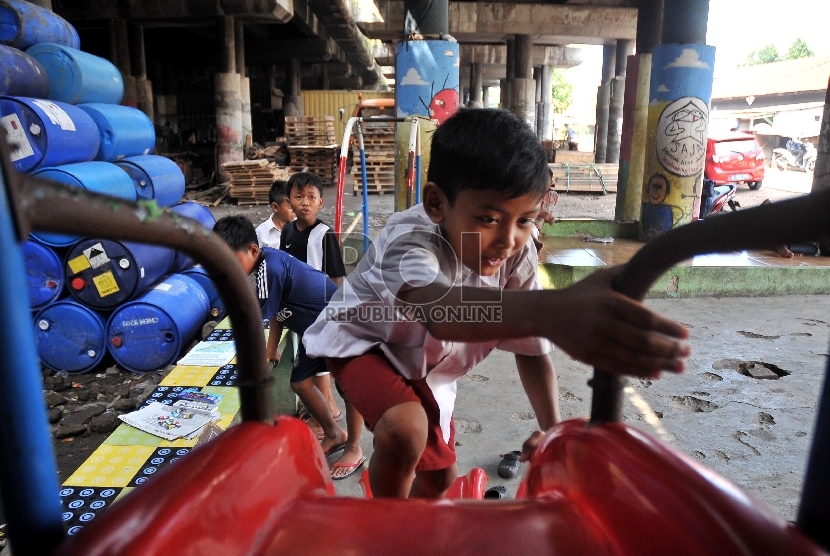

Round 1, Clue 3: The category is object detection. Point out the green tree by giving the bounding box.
[744,44,781,66]
[785,38,814,60]
[550,68,573,114]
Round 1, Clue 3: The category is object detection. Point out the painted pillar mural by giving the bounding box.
[395,40,460,123]
[640,44,715,241]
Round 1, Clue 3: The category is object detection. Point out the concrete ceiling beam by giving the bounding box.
[362,2,636,43]
[245,38,343,64]
[460,44,585,67]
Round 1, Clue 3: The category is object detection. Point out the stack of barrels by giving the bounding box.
[1,0,225,375]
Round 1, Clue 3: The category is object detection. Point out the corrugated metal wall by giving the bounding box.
[301,90,395,146]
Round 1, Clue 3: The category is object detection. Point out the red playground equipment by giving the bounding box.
[2,133,830,555]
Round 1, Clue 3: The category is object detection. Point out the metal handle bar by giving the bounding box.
[590,188,830,424]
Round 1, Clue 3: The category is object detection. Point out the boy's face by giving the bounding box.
[423,184,542,276]
[289,185,323,224]
[271,199,296,224]
[234,243,260,275]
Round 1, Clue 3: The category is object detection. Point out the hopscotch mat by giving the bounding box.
[59,316,278,536]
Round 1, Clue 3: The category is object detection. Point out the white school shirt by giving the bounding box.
[255,217,282,249]
[303,204,552,442]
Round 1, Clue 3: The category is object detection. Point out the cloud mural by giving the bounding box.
[400,67,428,86]
[658,84,670,93]
[664,48,711,69]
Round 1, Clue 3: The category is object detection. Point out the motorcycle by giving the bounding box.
[772,141,816,173]
[699,178,739,219]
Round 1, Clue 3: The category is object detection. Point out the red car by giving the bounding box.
[704,131,765,189]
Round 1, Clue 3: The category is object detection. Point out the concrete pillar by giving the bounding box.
[605,39,633,164]
[594,43,615,163]
[533,66,542,137]
[615,0,664,222]
[468,63,483,108]
[111,19,137,107]
[511,35,535,128]
[503,37,515,111]
[284,58,303,117]
[538,65,553,141]
[640,0,714,240]
[482,86,490,108]
[812,83,830,193]
[235,20,251,147]
[321,65,330,90]
[215,16,242,179]
[129,23,154,123]
[403,0,448,35]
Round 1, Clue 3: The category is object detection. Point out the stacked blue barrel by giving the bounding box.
[1,0,225,375]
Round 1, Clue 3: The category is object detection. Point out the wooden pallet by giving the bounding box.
[352,122,395,193]
[285,116,336,146]
[287,145,338,187]
[549,163,619,193]
[223,160,294,204]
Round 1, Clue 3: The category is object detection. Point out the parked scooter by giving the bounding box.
[699,178,739,219]
[772,140,816,173]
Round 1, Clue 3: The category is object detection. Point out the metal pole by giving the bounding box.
[357,123,369,254]
[0,138,63,556]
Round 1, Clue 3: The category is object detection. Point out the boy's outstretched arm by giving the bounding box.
[515,354,560,463]
[266,317,285,364]
[399,266,690,379]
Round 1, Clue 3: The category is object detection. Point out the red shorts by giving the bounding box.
[326,350,456,472]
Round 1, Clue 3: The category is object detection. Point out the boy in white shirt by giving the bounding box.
[255,180,295,249]
[304,109,690,499]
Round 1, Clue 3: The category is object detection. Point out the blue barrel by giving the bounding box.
[0,0,80,49]
[64,238,175,311]
[30,162,136,247]
[107,274,209,374]
[21,239,64,310]
[169,201,216,272]
[0,96,99,173]
[33,300,107,374]
[26,43,122,105]
[0,45,49,97]
[78,104,155,162]
[115,155,184,207]
[181,266,225,321]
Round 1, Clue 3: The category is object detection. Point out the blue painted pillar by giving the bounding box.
[395,40,459,125]
[640,0,714,240]
[0,172,64,552]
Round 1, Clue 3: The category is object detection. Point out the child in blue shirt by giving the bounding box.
[214,215,347,455]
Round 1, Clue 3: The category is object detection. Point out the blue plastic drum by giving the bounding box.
[0,0,80,49]
[107,274,209,374]
[30,162,136,247]
[0,96,99,173]
[26,43,123,105]
[64,238,175,311]
[115,155,184,207]
[181,266,225,321]
[78,104,155,162]
[34,300,108,374]
[0,45,49,97]
[169,201,216,272]
[22,239,64,310]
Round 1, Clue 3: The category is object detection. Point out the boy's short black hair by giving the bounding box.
[268,180,289,205]
[287,172,323,197]
[213,215,257,252]
[427,108,549,205]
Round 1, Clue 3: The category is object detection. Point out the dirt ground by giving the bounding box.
[1,167,818,545]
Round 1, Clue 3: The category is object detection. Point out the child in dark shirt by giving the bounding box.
[214,215,347,455]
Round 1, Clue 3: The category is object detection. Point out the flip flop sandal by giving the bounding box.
[484,486,510,499]
[323,442,347,457]
[497,450,522,479]
[330,457,366,480]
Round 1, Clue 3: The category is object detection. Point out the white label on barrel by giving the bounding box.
[1,114,35,161]
[83,243,110,269]
[31,100,76,131]
[154,283,172,291]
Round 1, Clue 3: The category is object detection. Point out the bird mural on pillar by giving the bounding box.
[395,40,460,125]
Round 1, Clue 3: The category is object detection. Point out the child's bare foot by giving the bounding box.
[331,443,365,480]
[775,245,795,258]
